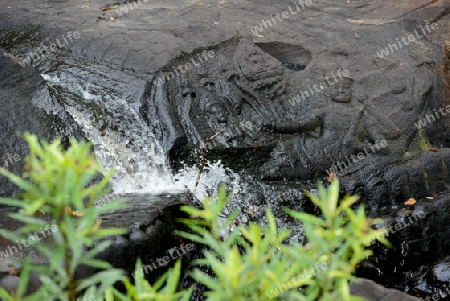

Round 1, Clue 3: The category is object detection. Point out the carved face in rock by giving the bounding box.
[234,42,286,100]
[206,102,228,123]
[199,79,230,124]
[217,75,243,116]
[238,43,274,77]
[330,78,353,103]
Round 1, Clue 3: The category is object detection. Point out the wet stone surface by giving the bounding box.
[0,0,450,299]
[0,192,194,294]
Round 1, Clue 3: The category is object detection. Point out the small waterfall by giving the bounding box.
[173,160,245,201]
[41,72,177,193]
[40,67,307,246]
[40,71,245,199]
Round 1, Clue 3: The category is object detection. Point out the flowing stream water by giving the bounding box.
[2,27,442,297]
[38,64,312,248]
[40,66,245,202]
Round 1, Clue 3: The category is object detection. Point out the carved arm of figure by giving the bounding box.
[364,104,401,140]
[347,109,394,155]
[342,107,365,150]
[262,113,322,134]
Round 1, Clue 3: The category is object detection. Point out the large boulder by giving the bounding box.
[142,28,449,208]
[350,278,421,301]
[1,0,450,298]
[0,48,84,198]
[0,192,194,295]
[110,0,450,215]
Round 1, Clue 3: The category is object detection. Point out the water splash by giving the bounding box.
[174,160,244,201]
[41,72,176,193]
[40,72,246,197]
[40,70,307,244]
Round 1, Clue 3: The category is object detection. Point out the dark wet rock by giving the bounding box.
[0,260,20,279]
[0,0,449,208]
[340,148,450,210]
[77,194,193,282]
[0,192,194,295]
[0,260,40,295]
[80,192,195,283]
[26,271,41,295]
[355,193,450,298]
[350,278,421,301]
[405,255,450,298]
[146,35,448,211]
[135,4,450,210]
[1,0,450,298]
[0,275,20,295]
[0,47,85,199]
[255,42,311,71]
[0,266,40,296]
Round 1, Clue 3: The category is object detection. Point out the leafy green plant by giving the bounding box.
[0,132,390,301]
[176,186,300,300]
[105,259,192,301]
[0,133,127,301]
[283,179,390,300]
[0,133,194,301]
[176,180,389,301]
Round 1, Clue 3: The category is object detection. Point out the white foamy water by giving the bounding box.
[173,160,244,201]
[41,73,176,193]
[40,73,245,199]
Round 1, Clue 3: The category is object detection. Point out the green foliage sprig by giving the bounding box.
[0,133,390,301]
[105,259,192,301]
[283,179,390,300]
[176,180,389,301]
[0,133,127,301]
